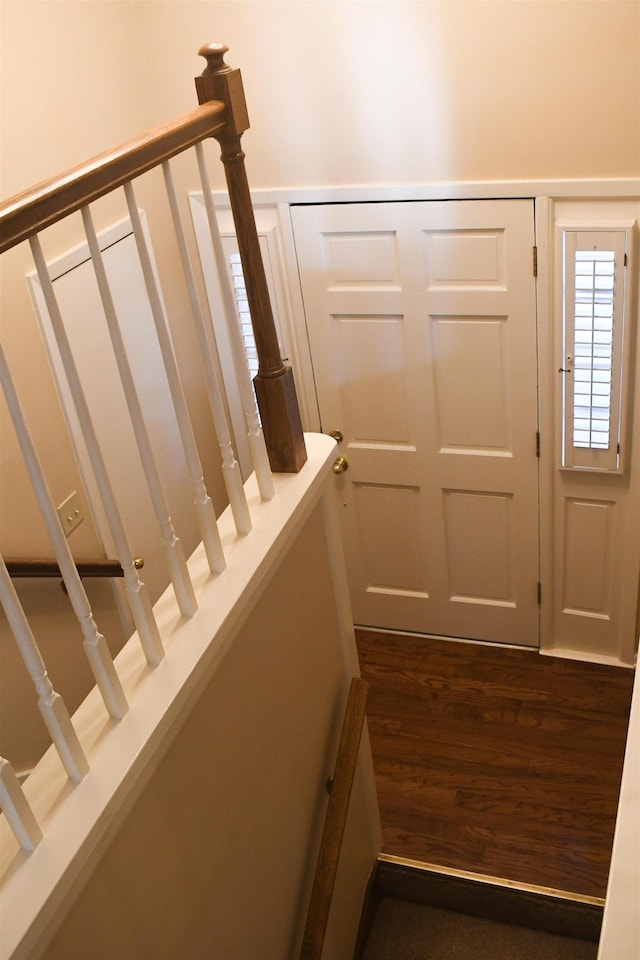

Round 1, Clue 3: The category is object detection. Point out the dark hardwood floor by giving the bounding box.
[356,628,635,900]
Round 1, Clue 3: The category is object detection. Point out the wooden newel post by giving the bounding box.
[196,43,307,473]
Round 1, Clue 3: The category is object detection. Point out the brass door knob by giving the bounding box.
[332,456,349,474]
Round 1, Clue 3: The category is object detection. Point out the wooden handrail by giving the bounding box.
[3,558,141,578]
[300,677,370,960]
[196,43,307,474]
[0,101,226,254]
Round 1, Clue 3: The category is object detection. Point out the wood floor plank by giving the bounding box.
[356,629,634,899]
[369,727,529,772]
[367,691,622,767]
[358,646,630,712]
[368,718,624,780]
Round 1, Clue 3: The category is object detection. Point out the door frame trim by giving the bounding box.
[224,179,640,207]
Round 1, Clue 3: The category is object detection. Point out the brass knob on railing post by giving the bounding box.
[332,456,349,474]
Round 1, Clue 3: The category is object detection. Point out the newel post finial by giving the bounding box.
[194,44,307,473]
[195,42,249,136]
[198,42,231,76]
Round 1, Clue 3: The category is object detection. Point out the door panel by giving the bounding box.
[431,317,509,449]
[562,496,615,617]
[292,199,539,646]
[335,314,410,441]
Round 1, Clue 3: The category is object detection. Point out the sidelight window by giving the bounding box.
[561,226,635,472]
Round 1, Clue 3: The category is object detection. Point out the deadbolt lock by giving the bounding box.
[328,429,344,443]
[332,456,349,474]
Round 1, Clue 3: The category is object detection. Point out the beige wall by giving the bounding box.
[132,0,640,187]
[39,504,380,960]
[4,1,639,199]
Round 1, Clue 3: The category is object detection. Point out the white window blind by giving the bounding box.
[561,227,633,472]
[572,249,615,450]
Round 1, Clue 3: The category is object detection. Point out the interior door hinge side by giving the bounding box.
[533,246,538,278]
[537,581,542,605]
[536,431,541,458]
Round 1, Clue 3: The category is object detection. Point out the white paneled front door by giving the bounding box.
[292,200,540,646]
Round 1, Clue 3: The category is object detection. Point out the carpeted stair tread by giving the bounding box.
[362,897,598,960]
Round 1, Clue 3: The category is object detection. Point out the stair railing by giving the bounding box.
[4,558,132,579]
[0,42,308,853]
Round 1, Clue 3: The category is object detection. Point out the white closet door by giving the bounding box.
[292,199,540,646]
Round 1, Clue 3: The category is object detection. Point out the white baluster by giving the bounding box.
[162,159,252,537]
[0,344,128,719]
[29,235,164,667]
[123,182,226,576]
[81,206,197,619]
[0,559,89,782]
[0,758,43,851]
[195,142,275,503]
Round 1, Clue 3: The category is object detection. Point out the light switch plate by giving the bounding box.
[57,490,84,537]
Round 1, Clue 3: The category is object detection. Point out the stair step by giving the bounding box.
[362,896,598,960]
[356,856,603,958]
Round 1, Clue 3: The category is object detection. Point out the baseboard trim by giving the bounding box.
[375,856,603,943]
[354,625,534,652]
